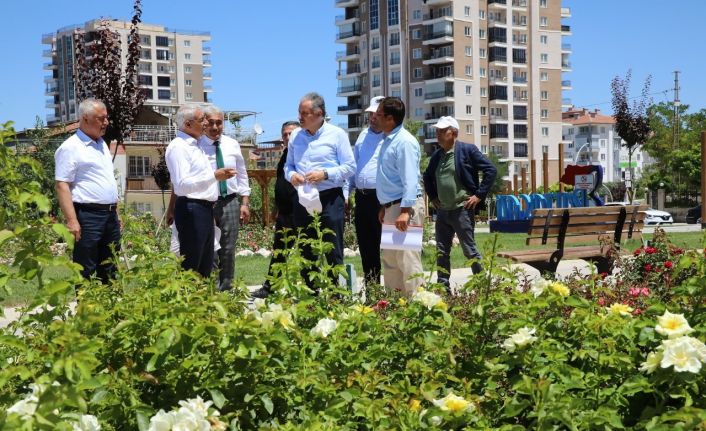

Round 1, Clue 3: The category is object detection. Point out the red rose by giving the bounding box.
[375,299,389,309]
[644,263,652,272]
[599,272,608,279]
[597,297,606,306]
[634,248,642,256]
[633,308,642,316]
[664,261,673,269]
[645,247,657,255]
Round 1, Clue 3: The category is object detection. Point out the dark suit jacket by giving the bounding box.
[423,141,497,202]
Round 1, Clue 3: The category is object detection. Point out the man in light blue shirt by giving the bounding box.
[375,97,425,295]
[285,92,355,290]
[348,96,385,285]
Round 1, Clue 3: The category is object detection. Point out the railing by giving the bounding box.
[43,62,57,69]
[45,100,58,108]
[335,11,360,22]
[562,98,572,105]
[513,76,527,83]
[562,61,572,69]
[336,47,360,59]
[335,0,358,4]
[561,25,571,32]
[337,29,361,39]
[562,43,572,50]
[46,85,59,93]
[203,59,212,65]
[338,103,363,112]
[424,30,453,40]
[425,71,454,80]
[126,177,165,192]
[337,84,362,93]
[423,11,453,20]
[428,48,454,59]
[489,54,507,62]
[125,125,178,143]
[42,49,54,57]
[512,0,527,6]
[488,0,507,4]
[203,72,212,78]
[424,89,454,100]
[204,85,213,91]
[561,80,572,87]
[337,65,361,76]
[512,17,527,26]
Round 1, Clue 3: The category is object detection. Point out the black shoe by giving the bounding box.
[250,286,271,299]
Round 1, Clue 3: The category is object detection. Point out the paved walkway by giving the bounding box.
[0,259,594,329]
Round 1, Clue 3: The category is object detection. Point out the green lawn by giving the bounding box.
[4,231,705,307]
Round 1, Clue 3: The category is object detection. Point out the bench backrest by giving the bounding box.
[526,205,647,247]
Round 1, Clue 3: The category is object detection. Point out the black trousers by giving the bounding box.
[174,197,214,278]
[293,187,345,289]
[263,212,296,289]
[73,205,121,284]
[354,190,382,285]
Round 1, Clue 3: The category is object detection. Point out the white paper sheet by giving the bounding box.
[380,224,424,251]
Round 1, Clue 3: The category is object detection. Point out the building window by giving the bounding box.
[372,35,380,50]
[185,53,192,60]
[157,76,170,87]
[185,79,192,86]
[184,40,191,47]
[388,0,399,26]
[414,107,424,117]
[464,26,471,36]
[390,70,401,84]
[141,88,153,100]
[169,65,176,73]
[479,48,486,58]
[158,89,170,100]
[391,89,401,97]
[481,125,488,135]
[540,35,548,44]
[464,6,471,16]
[541,90,548,100]
[186,92,193,100]
[372,74,380,87]
[479,10,486,20]
[480,87,487,97]
[155,36,169,47]
[480,106,487,116]
[156,49,169,60]
[413,9,421,20]
[389,32,400,46]
[479,68,486,78]
[540,0,547,7]
[541,71,548,81]
[372,54,380,68]
[170,78,176,86]
[413,67,422,78]
[140,49,151,60]
[412,29,422,39]
[479,29,486,39]
[465,65,472,76]
[390,51,400,65]
[541,127,549,137]
[601,154,606,161]
[466,124,473,134]
[466,105,472,114]
[414,88,423,97]
[540,53,548,63]
[130,202,152,214]
[465,85,472,95]
[465,46,472,56]
[370,0,379,30]
[540,17,548,27]
[140,35,151,45]
[138,63,151,73]
[128,156,151,177]
[412,48,422,59]
[184,65,192,73]
[138,75,152,85]
[541,109,548,118]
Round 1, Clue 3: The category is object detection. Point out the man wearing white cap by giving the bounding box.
[348,96,385,285]
[423,116,497,290]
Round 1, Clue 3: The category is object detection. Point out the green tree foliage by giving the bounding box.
[486,152,509,196]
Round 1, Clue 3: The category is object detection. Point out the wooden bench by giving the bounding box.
[497,205,646,274]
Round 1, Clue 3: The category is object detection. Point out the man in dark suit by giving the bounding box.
[423,116,497,290]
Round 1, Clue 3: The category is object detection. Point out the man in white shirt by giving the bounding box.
[55,98,120,283]
[199,105,251,291]
[284,92,355,290]
[348,96,385,286]
[165,104,235,277]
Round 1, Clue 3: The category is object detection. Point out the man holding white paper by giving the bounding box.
[423,116,497,290]
[375,97,425,295]
[284,92,355,289]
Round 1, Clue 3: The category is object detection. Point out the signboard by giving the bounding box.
[619,161,638,168]
[574,174,595,191]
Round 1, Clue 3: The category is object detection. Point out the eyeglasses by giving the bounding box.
[94,115,109,122]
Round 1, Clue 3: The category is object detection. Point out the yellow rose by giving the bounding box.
[607,303,633,317]
[655,310,693,339]
[409,399,421,412]
[549,281,570,297]
[432,392,474,413]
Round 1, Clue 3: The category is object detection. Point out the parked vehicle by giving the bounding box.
[686,205,702,224]
[604,202,673,225]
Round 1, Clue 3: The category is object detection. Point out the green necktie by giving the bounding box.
[214,140,228,198]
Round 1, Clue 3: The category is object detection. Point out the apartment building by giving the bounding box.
[42,19,212,125]
[335,0,571,187]
[562,107,651,184]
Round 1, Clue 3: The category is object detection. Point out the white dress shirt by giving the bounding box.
[350,127,384,190]
[166,131,217,201]
[54,129,119,204]
[198,134,251,197]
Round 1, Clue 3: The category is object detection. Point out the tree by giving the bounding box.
[73,0,144,161]
[610,70,652,203]
[151,147,171,214]
[24,117,70,216]
[486,152,509,196]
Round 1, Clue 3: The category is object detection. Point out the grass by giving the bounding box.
[4,230,705,307]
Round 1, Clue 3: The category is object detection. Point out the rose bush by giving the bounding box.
[2,123,706,429]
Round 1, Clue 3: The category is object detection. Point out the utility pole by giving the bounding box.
[673,70,681,148]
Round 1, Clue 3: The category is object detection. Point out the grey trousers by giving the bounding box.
[213,195,240,291]
[435,206,481,286]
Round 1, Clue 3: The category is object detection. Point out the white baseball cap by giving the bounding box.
[430,116,459,130]
[365,96,386,113]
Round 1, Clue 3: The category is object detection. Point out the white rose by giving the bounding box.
[639,351,662,374]
[655,310,693,339]
[173,407,210,431]
[530,278,549,298]
[178,396,214,419]
[311,318,338,338]
[148,410,176,431]
[503,327,537,352]
[660,336,702,373]
[412,289,445,310]
[72,414,101,431]
[7,397,38,419]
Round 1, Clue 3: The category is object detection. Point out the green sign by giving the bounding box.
[619,161,638,168]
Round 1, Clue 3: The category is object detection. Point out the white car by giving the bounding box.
[644,208,673,225]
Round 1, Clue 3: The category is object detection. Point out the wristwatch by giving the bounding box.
[323,170,329,180]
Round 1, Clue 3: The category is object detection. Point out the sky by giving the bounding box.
[1,0,705,141]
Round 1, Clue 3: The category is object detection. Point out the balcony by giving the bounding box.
[127,176,165,192]
[424,89,454,102]
[424,70,454,82]
[512,75,527,84]
[45,100,59,109]
[46,114,59,124]
[562,98,573,107]
[424,0,452,5]
[513,143,528,158]
[512,16,527,27]
[336,28,361,43]
[423,10,453,25]
[561,43,572,52]
[204,85,213,92]
[203,72,212,79]
[46,84,59,95]
[424,106,454,122]
[423,47,454,65]
[337,83,362,96]
[42,32,55,43]
[125,125,178,143]
[562,61,572,71]
[336,47,360,61]
[44,75,57,84]
[203,59,212,66]
[337,103,363,114]
[561,7,572,18]
[561,25,572,34]
[43,62,58,70]
[562,80,572,89]
[337,64,361,78]
[334,0,359,7]
[488,0,507,6]
[42,49,55,57]
[423,29,453,46]
[335,10,360,24]
[511,0,527,7]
